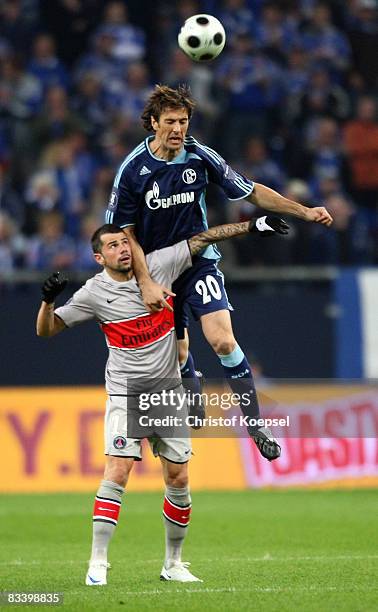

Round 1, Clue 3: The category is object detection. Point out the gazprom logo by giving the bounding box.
[145,181,195,210]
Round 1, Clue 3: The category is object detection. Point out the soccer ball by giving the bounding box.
[178,14,226,62]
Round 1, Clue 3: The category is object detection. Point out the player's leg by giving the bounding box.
[86,395,142,585]
[173,278,205,426]
[86,456,134,585]
[150,398,201,583]
[178,329,205,427]
[159,458,201,582]
[183,260,280,460]
[200,309,281,461]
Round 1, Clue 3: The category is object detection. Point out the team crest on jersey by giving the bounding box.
[182,168,197,184]
[108,188,119,211]
[113,435,127,449]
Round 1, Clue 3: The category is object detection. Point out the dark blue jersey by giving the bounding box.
[106,135,254,256]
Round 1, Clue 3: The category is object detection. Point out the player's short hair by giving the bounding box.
[141,84,195,131]
[91,224,124,253]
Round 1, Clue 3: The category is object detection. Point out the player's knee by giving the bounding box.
[210,336,237,356]
[166,471,189,489]
[104,462,132,487]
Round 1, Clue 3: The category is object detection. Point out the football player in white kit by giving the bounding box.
[36,215,289,586]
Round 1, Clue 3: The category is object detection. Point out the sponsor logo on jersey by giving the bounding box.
[102,297,175,349]
[182,168,197,184]
[145,181,195,210]
[140,165,151,175]
[113,436,127,449]
[108,188,119,211]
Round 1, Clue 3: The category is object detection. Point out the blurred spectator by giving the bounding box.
[216,33,284,157]
[105,61,152,123]
[0,0,36,55]
[66,131,98,199]
[240,136,287,192]
[98,130,130,172]
[30,85,84,155]
[87,165,115,220]
[301,2,351,74]
[284,45,310,98]
[0,53,43,182]
[0,54,42,120]
[72,71,108,142]
[40,0,103,67]
[0,163,24,227]
[40,136,89,237]
[346,0,378,88]
[74,30,121,84]
[283,178,313,263]
[345,68,369,110]
[289,65,350,128]
[27,210,76,270]
[152,0,201,73]
[0,210,26,271]
[218,0,256,44]
[256,2,299,64]
[27,33,69,94]
[305,117,347,196]
[343,95,378,209]
[308,192,373,264]
[74,214,102,271]
[95,1,146,65]
[24,169,60,235]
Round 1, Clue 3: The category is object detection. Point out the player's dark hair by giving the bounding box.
[91,224,124,253]
[141,84,195,132]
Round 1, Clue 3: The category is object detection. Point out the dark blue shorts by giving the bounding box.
[172,257,232,340]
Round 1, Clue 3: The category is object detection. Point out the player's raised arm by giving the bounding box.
[247,183,333,226]
[36,272,68,337]
[187,215,289,256]
[123,226,175,313]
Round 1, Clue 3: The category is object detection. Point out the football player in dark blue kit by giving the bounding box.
[106,85,333,461]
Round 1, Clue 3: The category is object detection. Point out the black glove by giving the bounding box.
[42,272,68,304]
[249,215,289,236]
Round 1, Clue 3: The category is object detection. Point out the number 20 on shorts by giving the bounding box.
[195,275,222,304]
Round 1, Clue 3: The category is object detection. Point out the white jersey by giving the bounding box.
[55,241,192,395]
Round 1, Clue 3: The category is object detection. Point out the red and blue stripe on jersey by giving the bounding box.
[101,296,175,350]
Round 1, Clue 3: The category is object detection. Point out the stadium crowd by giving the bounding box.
[0,0,377,272]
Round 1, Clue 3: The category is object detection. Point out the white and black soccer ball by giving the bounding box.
[178,14,226,62]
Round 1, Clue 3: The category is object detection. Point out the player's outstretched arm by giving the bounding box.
[247,183,333,226]
[123,226,175,313]
[36,272,67,337]
[188,216,289,256]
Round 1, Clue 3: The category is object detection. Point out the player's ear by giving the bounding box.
[151,115,158,131]
[94,252,104,266]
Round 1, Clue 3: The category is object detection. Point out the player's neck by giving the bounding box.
[104,267,134,282]
[150,137,182,161]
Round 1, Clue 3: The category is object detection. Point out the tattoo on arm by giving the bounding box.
[188,222,250,256]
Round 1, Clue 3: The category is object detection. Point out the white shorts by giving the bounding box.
[104,387,192,464]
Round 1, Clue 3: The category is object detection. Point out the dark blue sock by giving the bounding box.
[218,345,260,423]
[180,351,202,395]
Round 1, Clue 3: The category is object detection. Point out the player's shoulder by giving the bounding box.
[184,135,225,166]
[113,140,148,185]
[81,272,109,295]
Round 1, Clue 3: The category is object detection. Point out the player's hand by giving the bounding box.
[140,279,176,313]
[304,206,333,226]
[249,215,290,236]
[42,272,68,304]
